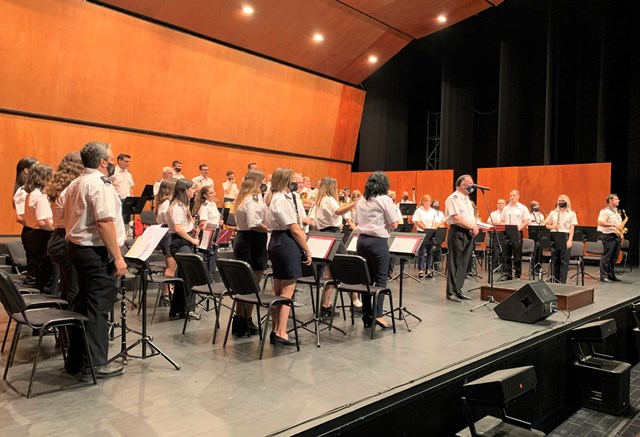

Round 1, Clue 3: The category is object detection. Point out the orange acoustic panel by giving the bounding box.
[0,114,352,235]
[0,0,363,163]
[477,163,611,227]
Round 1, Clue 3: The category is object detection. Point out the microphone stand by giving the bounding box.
[470,187,503,312]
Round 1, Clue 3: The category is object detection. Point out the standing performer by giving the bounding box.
[13,157,38,284]
[597,194,623,282]
[529,200,545,225]
[64,141,127,379]
[501,189,530,279]
[544,195,578,283]
[413,195,445,278]
[444,175,478,302]
[196,185,222,277]
[355,171,398,328]
[266,168,312,346]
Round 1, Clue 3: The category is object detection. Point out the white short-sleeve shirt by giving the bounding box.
[501,202,531,226]
[235,195,267,231]
[166,202,194,234]
[445,191,476,226]
[13,187,27,216]
[52,187,68,229]
[314,196,342,229]
[24,188,52,229]
[547,209,578,233]
[266,192,297,231]
[412,207,442,231]
[355,195,398,238]
[156,199,170,225]
[198,201,221,229]
[597,207,621,234]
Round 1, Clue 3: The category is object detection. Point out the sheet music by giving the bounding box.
[125,225,168,261]
[389,236,421,255]
[307,235,334,259]
[199,228,213,251]
[347,234,359,252]
[477,220,493,230]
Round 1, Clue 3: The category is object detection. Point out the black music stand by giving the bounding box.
[141,184,154,203]
[298,231,344,347]
[399,203,417,233]
[109,226,180,369]
[528,225,547,280]
[388,232,426,331]
[467,230,485,281]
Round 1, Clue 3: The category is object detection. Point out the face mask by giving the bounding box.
[339,195,345,202]
[432,205,440,210]
[260,183,268,194]
[107,162,115,177]
[175,167,182,173]
[402,195,408,201]
[288,181,298,192]
[558,201,567,208]
[465,185,475,194]
[532,206,539,212]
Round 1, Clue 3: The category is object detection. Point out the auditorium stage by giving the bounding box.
[1,261,639,436]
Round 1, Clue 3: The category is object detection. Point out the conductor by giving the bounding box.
[444,175,479,302]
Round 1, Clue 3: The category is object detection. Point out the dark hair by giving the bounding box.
[14,157,38,193]
[606,194,618,204]
[199,163,208,170]
[226,169,234,177]
[170,179,194,218]
[363,171,390,200]
[172,160,182,167]
[117,153,130,161]
[81,141,110,169]
[195,185,213,212]
[247,162,257,170]
[23,163,53,193]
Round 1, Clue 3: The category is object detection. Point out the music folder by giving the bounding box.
[345,231,359,253]
[125,225,168,264]
[306,231,343,262]
[389,232,426,258]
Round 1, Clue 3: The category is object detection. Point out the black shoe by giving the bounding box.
[375,318,391,329]
[320,306,334,318]
[269,331,276,345]
[447,295,461,302]
[457,294,472,300]
[362,315,373,328]
[246,318,259,335]
[79,362,124,381]
[232,316,248,337]
[273,335,296,346]
[601,278,613,283]
[612,277,622,282]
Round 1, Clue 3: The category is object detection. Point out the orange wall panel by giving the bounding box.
[0,0,364,161]
[0,114,352,234]
[477,164,611,227]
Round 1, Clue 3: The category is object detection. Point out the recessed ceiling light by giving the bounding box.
[313,33,324,42]
[368,55,378,63]
[437,14,447,23]
[242,5,254,15]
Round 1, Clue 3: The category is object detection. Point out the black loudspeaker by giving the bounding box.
[494,282,557,324]
[463,366,537,404]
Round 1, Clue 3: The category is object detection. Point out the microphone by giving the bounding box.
[471,184,491,191]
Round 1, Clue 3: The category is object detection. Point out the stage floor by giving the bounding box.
[1,261,639,436]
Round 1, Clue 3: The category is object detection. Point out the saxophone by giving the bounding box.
[615,209,628,239]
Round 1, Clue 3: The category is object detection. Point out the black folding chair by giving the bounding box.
[328,254,396,339]
[217,259,300,359]
[0,270,95,398]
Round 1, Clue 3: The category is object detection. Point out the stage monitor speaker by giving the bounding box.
[494,282,557,324]
[570,319,617,342]
[574,357,631,415]
[463,366,537,404]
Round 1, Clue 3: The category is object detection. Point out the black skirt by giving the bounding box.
[233,230,268,271]
[268,230,302,280]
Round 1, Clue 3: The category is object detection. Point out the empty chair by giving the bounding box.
[328,254,396,339]
[584,241,604,281]
[568,241,585,285]
[173,253,228,343]
[0,270,95,398]
[521,238,535,279]
[217,259,299,359]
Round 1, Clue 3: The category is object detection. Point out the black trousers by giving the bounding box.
[503,232,524,279]
[67,244,117,370]
[356,234,389,318]
[550,235,571,283]
[21,226,36,281]
[169,235,195,315]
[600,234,621,280]
[47,228,79,303]
[24,228,57,293]
[446,225,474,297]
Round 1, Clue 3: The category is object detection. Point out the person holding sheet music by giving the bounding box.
[155,178,178,303]
[196,185,223,277]
[500,189,531,280]
[544,194,578,283]
[166,179,199,319]
[413,195,445,278]
[355,171,399,329]
[266,168,312,346]
[231,170,268,337]
[311,177,359,316]
[444,175,478,302]
[64,141,127,379]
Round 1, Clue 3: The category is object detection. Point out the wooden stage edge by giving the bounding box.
[480,279,595,311]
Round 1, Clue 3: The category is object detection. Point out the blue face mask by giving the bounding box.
[465,185,475,194]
